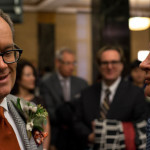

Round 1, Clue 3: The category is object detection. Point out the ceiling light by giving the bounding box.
[129,17,150,31]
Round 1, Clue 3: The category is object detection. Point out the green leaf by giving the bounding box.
[11,99,26,123]
[16,98,23,112]
[33,125,43,132]
[33,116,46,126]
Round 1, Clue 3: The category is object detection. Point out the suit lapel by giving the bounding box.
[51,73,64,102]
[6,94,38,150]
[107,80,125,118]
[97,83,102,118]
[92,83,102,119]
[70,77,75,99]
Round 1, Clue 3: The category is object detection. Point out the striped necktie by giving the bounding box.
[0,106,20,150]
[100,88,111,119]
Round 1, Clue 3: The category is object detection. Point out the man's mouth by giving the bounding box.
[0,73,9,82]
[0,75,8,79]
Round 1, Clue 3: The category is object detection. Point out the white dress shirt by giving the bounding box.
[100,77,121,105]
[0,98,25,150]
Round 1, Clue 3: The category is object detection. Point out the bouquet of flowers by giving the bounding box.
[12,98,48,145]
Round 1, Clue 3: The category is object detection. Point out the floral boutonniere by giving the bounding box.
[12,98,48,145]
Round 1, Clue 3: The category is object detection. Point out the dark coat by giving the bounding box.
[40,72,88,149]
[74,79,147,147]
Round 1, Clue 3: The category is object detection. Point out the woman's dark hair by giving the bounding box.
[11,59,37,95]
[130,59,141,71]
[128,59,142,82]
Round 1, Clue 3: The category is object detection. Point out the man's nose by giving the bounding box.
[0,56,7,68]
[107,63,113,68]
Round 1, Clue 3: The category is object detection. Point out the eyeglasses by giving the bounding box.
[60,60,76,66]
[100,61,121,67]
[0,45,23,64]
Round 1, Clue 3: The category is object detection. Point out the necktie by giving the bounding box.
[62,79,70,101]
[146,118,150,150]
[0,106,20,150]
[100,88,111,119]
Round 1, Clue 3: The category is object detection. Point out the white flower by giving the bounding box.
[29,106,33,110]
[32,106,37,113]
[23,105,29,111]
[26,121,34,131]
[20,99,26,109]
[13,98,48,140]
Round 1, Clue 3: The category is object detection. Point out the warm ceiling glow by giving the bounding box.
[129,17,150,31]
[138,50,149,61]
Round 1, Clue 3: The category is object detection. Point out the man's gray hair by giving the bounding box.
[55,47,75,61]
[0,9,14,38]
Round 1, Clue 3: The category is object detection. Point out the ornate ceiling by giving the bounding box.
[23,0,150,16]
[23,0,91,12]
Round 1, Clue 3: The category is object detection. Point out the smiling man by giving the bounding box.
[0,10,42,150]
[74,45,147,149]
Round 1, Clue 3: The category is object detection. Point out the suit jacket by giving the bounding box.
[6,94,42,150]
[40,72,88,124]
[74,79,147,145]
[40,72,88,146]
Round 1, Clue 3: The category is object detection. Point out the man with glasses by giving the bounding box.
[0,10,42,150]
[74,45,147,149]
[40,48,88,150]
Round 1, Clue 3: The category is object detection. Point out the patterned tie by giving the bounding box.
[0,106,20,150]
[100,88,111,119]
[146,118,150,150]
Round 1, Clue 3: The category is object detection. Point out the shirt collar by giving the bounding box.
[57,71,70,81]
[102,77,121,93]
[0,97,8,112]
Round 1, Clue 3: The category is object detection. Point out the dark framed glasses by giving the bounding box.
[0,44,23,64]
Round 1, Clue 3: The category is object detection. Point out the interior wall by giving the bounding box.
[37,12,56,72]
[76,13,92,84]
[14,12,38,68]
[13,11,149,83]
[55,13,77,52]
[55,13,77,77]
[130,29,150,62]
[55,12,92,84]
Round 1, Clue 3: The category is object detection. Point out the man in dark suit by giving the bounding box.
[40,48,88,150]
[74,45,147,149]
[0,10,42,150]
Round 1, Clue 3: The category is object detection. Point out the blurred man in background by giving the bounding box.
[40,48,88,150]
